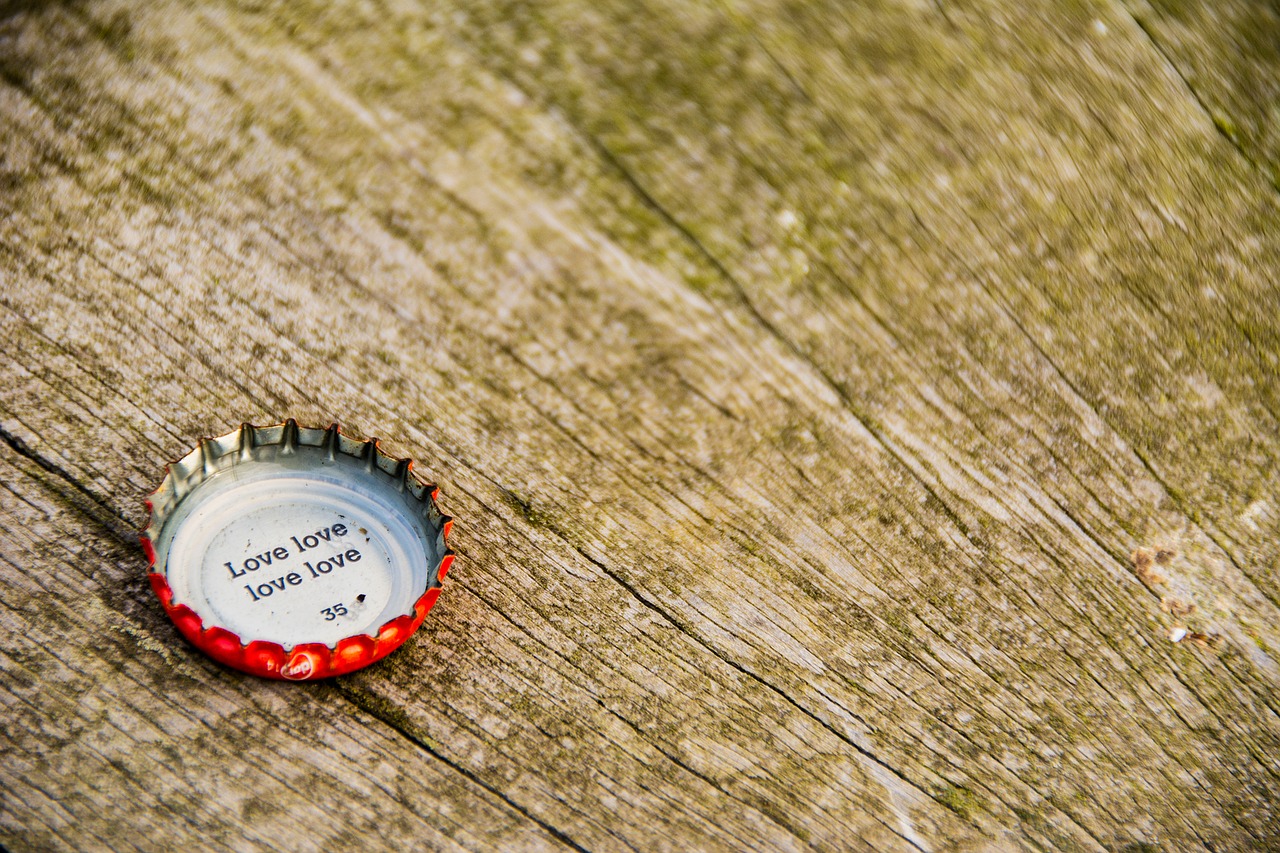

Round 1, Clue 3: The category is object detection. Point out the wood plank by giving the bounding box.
[1,0,1277,849]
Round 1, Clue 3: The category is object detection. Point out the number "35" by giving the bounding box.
[321,603,349,621]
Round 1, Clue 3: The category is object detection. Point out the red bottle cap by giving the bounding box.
[141,420,453,680]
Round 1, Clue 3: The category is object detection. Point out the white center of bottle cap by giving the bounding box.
[155,441,435,649]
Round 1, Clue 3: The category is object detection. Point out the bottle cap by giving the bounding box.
[141,420,453,680]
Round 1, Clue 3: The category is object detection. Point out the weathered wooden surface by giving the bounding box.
[2,0,1278,849]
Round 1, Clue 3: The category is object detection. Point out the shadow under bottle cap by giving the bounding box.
[141,420,453,680]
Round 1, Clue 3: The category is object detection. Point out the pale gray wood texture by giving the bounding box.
[1,1,1278,850]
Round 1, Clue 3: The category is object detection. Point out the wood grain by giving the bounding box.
[1,1,1277,850]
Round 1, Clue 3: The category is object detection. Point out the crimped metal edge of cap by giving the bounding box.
[140,419,454,680]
